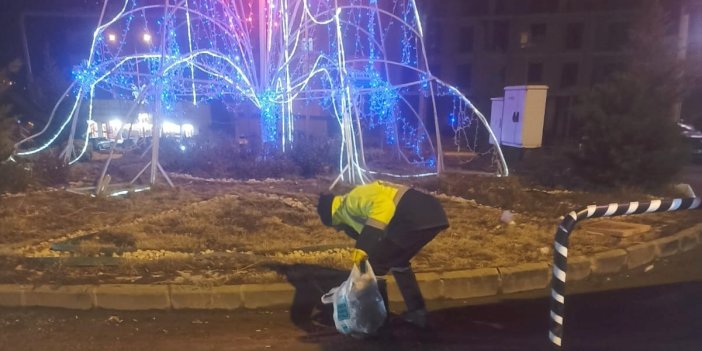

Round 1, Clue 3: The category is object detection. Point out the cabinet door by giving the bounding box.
[489,99,504,145]
[502,89,525,146]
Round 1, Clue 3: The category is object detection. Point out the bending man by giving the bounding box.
[317,181,449,328]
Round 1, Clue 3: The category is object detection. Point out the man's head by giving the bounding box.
[317,193,335,226]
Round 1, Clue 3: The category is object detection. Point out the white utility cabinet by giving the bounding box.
[489,97,504,145]
[489,85,548,148]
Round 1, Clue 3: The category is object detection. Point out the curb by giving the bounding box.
[1,224,700,311]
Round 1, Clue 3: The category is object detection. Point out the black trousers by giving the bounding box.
[368,227,443,312]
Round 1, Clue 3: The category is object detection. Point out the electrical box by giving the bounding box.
[489,97,504,145]
[489,85,548,148]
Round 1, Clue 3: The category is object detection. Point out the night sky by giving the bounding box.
[0,1,107,82]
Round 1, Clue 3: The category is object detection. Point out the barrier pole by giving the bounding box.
[549,197,702,350]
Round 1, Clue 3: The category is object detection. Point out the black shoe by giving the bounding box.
[401,309,428,329]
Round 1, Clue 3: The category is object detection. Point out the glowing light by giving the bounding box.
[162,121,180,134]
[14,0,509,182]
[138,113,150,123]
[109,119,122,130]
[182,124,194,136]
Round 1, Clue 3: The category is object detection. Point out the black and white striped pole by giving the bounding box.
[549,197,702,350]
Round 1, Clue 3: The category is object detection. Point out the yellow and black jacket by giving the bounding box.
[331,181,448,255]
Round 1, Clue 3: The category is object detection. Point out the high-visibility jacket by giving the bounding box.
[331,181,449,250]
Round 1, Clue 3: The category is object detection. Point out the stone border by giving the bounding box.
[1,224,700,311]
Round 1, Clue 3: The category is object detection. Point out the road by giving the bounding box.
[1,245,701,351]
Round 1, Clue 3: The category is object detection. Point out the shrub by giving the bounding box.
[516,147,584,189]
[0,161,31,193]
[159,131,342,180]
[570,1,688,188]
[0,110,14,161]
[573,72,688,187]
[160,132,340,180]
[289,134,338,177]
[29,150,71,187]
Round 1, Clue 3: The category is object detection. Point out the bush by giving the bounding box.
[516,147,583,189]
[0,151,71,193]
[0,161,31,193]
[160,132,338,180]
[289,134,339,177]
[0,111,14,161]
[573,72,689,187]
[30,150,70,186]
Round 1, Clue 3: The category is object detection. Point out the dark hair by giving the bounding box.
[317,193,335,226]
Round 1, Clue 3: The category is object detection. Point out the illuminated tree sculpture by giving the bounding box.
[14,0,508,187]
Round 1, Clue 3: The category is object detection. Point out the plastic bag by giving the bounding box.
[321,261,387,337]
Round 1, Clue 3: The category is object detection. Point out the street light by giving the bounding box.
[142,32,152,43]
[107,33,117,42]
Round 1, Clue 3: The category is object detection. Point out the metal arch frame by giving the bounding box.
[14,0,510,186]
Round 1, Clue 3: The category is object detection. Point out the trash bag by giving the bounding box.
[321,260,387,337]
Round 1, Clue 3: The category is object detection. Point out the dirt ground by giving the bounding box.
[0,160,699,286]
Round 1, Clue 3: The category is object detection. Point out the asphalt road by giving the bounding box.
[1,245,701,351]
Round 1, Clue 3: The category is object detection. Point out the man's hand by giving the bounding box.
[351,249,367,265]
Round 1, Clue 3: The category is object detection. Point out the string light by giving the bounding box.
[14,0,508,181]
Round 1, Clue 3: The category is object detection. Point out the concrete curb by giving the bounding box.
[1,224,700,311]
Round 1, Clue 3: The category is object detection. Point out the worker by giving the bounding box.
[317,181,449,328]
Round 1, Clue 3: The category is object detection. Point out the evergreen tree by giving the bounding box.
[572,0,689,187]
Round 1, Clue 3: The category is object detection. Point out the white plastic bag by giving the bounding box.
[321,261,387,337]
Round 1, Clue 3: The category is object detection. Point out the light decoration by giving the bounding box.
[109,119,123,130]
[14,0,508,184]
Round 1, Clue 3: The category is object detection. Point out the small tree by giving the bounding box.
[0,60,34,193]
[572,0,689,187]
[0,60,22,160]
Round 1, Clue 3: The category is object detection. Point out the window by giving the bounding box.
[527,62,544,83]
[601,21,629,51]
[560,63,579,88]
[459,27,475,52]
[564,23,584,50]
[520,31,530,48]
[530,23,547,44]
[484,20,510,52]
[303,38,314,52]
[529,0,559,13]
[563,0,586,12]
[495,0,509,14]
[591,62,624,84]
[456,64,472,90]
[564,0,637,12]
[520,23,547,48]
[460,0,489,16]
[493,21,510,52]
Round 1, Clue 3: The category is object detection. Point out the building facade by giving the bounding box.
[419,0,702,144]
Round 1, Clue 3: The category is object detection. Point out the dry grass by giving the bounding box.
[0,185,225,247]
[0,167,699,285]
